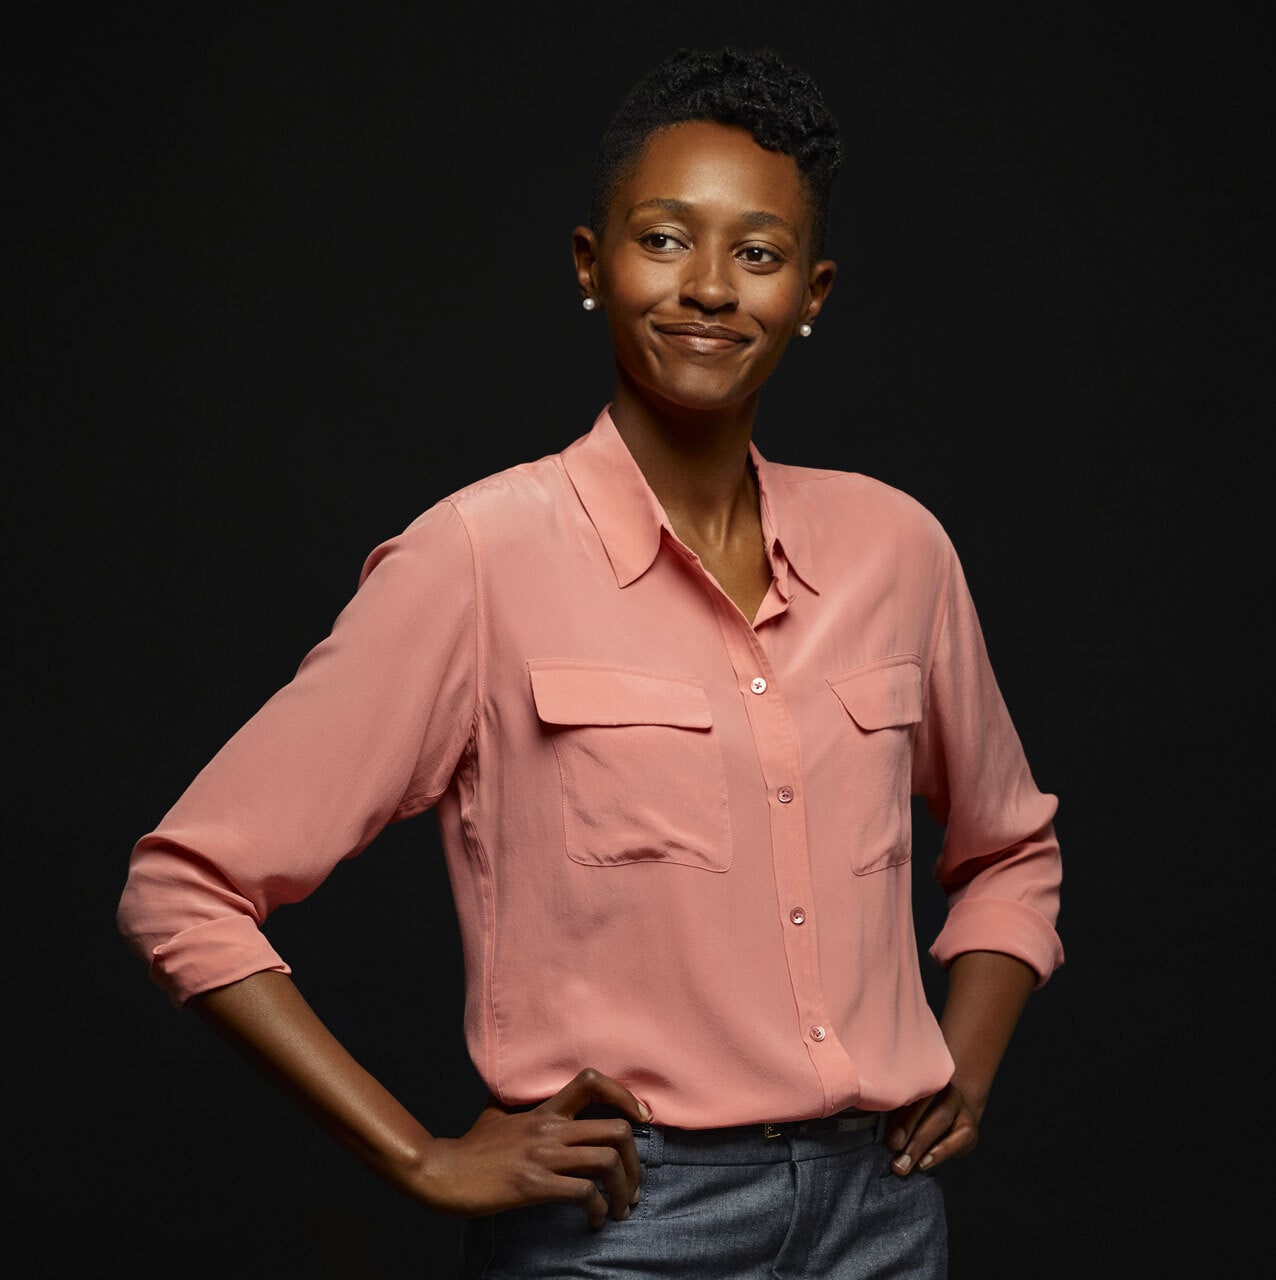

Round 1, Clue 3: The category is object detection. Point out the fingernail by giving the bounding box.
[918,1154,933,1170]
[631,1185,641,1205]
[639,1101,652,1120]
[892,1153,912,1174]
[621,1203,630,1220]
[888,1128,906,1149]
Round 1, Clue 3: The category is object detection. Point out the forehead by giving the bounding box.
[611,120,810,237]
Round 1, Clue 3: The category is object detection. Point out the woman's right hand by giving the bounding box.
[416,1067,651,1228]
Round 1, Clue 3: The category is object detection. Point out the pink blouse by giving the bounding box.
[117,406,1063,1128]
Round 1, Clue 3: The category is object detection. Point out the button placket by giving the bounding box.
[711,596,849,1105]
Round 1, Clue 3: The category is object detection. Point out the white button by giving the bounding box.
[790,907,806,925]
[777,786,794,803]
[750,677,768,694]
[809,1025,827,1042]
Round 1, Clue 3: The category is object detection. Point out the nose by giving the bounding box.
[679,249,738,314]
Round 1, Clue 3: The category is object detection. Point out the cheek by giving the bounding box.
[603,260,669,316]
[745,277,807,329]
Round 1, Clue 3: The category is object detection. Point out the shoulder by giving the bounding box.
[430,450,571,532]
[361,450,572,580]
[766,459,953,557]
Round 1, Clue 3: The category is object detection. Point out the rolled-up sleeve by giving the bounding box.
[116,498,478,1006]
[913,539,1064,988]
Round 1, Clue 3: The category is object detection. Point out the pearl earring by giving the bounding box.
[582,297,597,311]
[797,322,812,338]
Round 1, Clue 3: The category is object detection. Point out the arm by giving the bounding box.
[119,503,646,1225]
[938,949,1037,1121]
[117,502,482,1005]
[891,535,1063,1175]
[885,949,1036,1174]
[189,969,648,1226]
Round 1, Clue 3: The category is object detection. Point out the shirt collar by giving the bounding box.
[750,435,819,597]
[562,405,819,594]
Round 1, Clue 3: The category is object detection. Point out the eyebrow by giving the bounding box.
[626,198,798,237]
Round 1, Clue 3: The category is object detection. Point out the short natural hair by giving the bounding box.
[590,46,844,260]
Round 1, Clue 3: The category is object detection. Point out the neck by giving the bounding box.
[609,381,760,552]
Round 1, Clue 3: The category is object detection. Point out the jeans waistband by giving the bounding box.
[549,1101,887,1166]
[644,1109,884,1166]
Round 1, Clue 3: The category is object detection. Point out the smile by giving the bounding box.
[654,322,750,353]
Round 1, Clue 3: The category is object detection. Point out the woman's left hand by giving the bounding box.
[883,1080,981,1176]
[885,950,1039,1177]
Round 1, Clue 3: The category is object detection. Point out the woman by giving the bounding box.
[117,46,1062,1278]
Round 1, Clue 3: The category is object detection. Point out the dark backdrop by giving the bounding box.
[7,4,1267,1277]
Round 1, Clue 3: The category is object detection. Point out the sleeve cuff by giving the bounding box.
[929,897,1064,990]
[149,915,291,1008]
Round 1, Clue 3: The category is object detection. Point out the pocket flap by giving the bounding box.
[528,661,713,728]
[827,660,924,730]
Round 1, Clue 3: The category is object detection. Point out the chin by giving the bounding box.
[643,373,756,415]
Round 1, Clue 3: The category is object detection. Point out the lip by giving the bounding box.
[654,322,751,354]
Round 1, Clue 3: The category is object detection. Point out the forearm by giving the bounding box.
[938,949,1037,1119]
[189,969,436,1201]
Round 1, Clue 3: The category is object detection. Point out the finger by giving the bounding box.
[562,1117,642,1206]
[550,1143,633,1220]
[551,1067,653,1125]
[886,1095,935,1152]
[910,1109,979,1172]
[541,1172,611,1229]
[891,1096,963,1175]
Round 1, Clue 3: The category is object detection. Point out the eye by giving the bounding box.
[738,244,781,265]
[639,231,687,252]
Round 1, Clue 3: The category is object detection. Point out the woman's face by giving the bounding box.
[575,120,835,417]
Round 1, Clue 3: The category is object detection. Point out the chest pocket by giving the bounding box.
[827,657,925,875]
[529,661,733,872]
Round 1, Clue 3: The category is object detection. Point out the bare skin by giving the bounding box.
[179,121,1041,1241]
[884,950,1038,1176]
[575,120,1042,1175]
[190,971,648,1228]
[572,121,835,621]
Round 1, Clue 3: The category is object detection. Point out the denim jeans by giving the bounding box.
[457,1110,947,1278]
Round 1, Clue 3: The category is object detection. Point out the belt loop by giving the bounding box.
[645,1122,665,1168]
[873,1112,888,1144]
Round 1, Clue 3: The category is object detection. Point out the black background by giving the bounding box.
[7,4,1269,1276]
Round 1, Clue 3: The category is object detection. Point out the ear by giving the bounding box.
[572,226,601,304]
[802,258,837,325]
